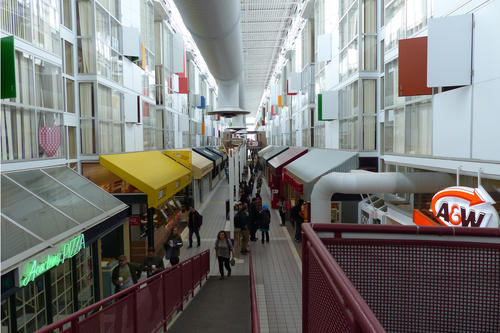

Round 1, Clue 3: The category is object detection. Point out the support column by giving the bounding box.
[147,207,155,248]
[228,149,235,240]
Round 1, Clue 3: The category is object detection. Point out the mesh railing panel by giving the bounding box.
[79,294,135,333]
[164,267,182,317]
[306,247,354,333]
[324,241,500,333]
[182,260,194,297]
[136,277,165,333]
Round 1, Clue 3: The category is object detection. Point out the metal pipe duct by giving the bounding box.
[174,0,249,117]
[310,172,455,223]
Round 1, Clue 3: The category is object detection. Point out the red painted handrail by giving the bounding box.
[249,252,260,333]
[37,250,210,333]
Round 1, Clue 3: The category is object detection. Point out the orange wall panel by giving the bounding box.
[398,37,432,96]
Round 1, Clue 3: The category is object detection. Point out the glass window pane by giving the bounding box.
[80,119,96,154]
[76,0,92,36]
[68,126,77,159]
[66,79,75,113]
[362,35,377,71]
[43,167,125,210]
[385,0,404,51]
[363,0,377,33]
[406,0,427,36]
[1,175,78,240]
[34,58,63,110]
[7,170,103,222]
[63,0,72,29]
[11,51,34,105]
[79,83,94,117]
[1,105,37,161]
[78,38,95,73]
[64,41,74,76]
[1,217,42,262]
[32,0,60,55]
[1,0,32,41]
[363,116,376,150]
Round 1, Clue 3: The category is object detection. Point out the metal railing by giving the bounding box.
[249,252,260,333]
[302,223,500,332]
[38,250,210,333]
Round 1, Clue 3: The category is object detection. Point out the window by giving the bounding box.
[64,41,74,76]
[65,79,75,113]
[33,0,60,55]
[68,126,77,158]
[38,111,65,158]
[62,0,72,29]
[14,275,47,333]
[0,0,32,41]
[79,83,95,154]
[405,102,432,155]
[339,81,359,150]
[384,59,403,108]
[77,0,95,73]
[98,85,122,153]
[385,0,404,52]
[363,80,376,150]
[11,51,34,105]
[1,105,37,161]
[34,58,63,111]
[50,259,74,322]
[75,246,95,309]
[406,0,426,36]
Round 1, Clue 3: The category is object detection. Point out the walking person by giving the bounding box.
[292,199,305,242]
[278,197,288,226]
[239,204,251,254]
[259,204,271,244]
[164,226,183,266]
[188,205,202,248]
[215,231,235,280]
[249,198,259,241]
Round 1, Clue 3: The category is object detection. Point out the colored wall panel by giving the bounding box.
[398,37,432,96]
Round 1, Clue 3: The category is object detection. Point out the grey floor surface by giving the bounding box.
[168,276,251,333]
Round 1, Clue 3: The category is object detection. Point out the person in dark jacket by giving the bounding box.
[259,204,271,244]
[292,199,305,242]
[188,205,202,248]
[249,198,259,241]
[164,226,183,266]
[142,247,165,277]
[239,204,251,254]
[112,255,142,293]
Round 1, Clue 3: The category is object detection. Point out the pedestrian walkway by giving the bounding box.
[168,276,251,333]
[174,170,302,332]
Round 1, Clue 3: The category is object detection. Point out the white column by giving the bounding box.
[228,149,234,239]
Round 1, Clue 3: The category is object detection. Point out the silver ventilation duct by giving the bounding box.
[174,0,250,117]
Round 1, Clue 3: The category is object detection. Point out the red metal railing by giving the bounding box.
[38,250,210,333]
[249,252,260,333]
[302,223,500,333]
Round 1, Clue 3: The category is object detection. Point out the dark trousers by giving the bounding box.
[295,221,302,241]
[261,231,269,243]
[280,212,286,225]
[250,223,258,240]
[170,256,179,266]
[217,256,231,277]
[189,228,200,246]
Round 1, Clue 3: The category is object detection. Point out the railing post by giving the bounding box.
[302,227,308,333]
[132,289,139,333]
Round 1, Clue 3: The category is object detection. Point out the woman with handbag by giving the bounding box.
[214,231,235,280]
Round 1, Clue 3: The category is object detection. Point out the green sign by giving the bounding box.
[1,36,16,99]
[19,234,85,287]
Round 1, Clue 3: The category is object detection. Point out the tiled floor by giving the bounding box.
[176,172,302,332]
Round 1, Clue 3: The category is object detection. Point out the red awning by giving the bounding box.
[269,147,308,171]
[283,168,303,195]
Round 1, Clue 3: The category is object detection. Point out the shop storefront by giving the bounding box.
[193,147,223,190]
[1,166,127,333]
[163,149,213,210]
[268,147,308,208]
[260,146,289,184]
[98,151,192,265]
[283,149,358,223]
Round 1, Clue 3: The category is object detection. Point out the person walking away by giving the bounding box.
[255,193,263,213]
[239,204,251,254]
[249,198,259,241]
[188,205,202,248]
[292,199,305,242]
[112,255,142,293]
[164,226,183,265]
[233,203,242,254]
[278,198,287,226]
[142,247,165,277]
[259,204,271,244]
[215,231,235,280]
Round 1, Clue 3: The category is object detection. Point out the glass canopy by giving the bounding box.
[1,166,127,273]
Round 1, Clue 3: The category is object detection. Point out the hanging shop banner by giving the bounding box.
[18,234,86,287]
[431,186,499,228]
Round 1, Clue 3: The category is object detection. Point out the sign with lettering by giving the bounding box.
[18,234,85,287]
[431,186,499,228]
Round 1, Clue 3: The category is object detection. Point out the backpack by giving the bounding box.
[196,212,203,228]
[234,211,243,229]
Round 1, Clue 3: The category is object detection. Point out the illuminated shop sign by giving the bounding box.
[431,186,499,228]
[19,234,85,287]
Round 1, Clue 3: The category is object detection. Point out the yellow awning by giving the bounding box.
[163,150,213,180]
[100,151,191,208]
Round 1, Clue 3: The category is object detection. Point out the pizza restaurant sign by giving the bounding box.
[18,234,85,287]
[431,186,499,228]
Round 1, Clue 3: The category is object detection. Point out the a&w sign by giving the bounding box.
[431,186,499,228]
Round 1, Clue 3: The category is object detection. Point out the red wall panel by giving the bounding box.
[398,37,432,96]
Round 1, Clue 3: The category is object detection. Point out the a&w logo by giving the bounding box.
[431,186,499,228]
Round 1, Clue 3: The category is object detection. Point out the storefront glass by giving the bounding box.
[50,260,73,322]
[15,275,47,333]
[75,246,95,309]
